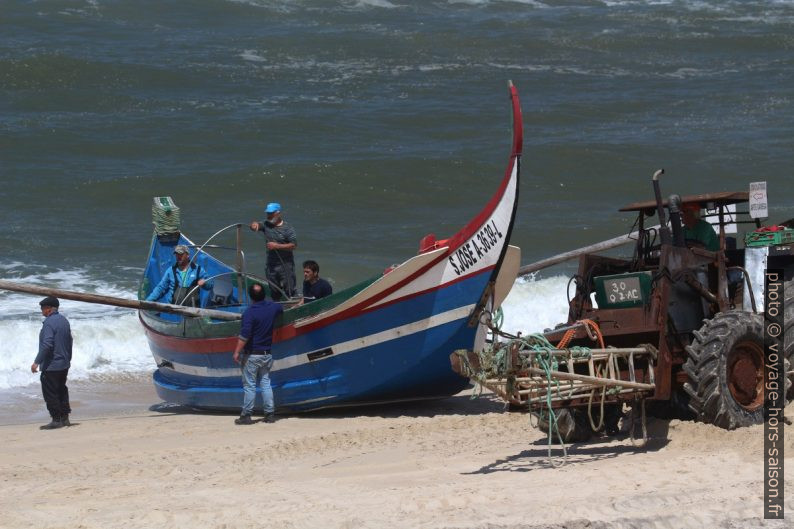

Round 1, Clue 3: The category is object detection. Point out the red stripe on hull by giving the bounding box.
[140,313,296,354]
[296,264,495,334]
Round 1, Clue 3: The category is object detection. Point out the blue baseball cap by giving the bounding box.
[265,202,281,213]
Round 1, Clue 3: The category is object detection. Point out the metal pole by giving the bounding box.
[517,226,659,277]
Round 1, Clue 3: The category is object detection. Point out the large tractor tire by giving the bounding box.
[785,279,794,400]
[683,311,766,429]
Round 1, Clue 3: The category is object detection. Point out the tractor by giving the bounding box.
[453,172,793,441]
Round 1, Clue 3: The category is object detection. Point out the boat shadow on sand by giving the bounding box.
[147,388,508,420]
[463,418,672,474]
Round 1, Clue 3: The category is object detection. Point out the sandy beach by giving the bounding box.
[0,383,792,529]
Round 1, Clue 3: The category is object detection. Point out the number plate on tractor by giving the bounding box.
[594,272,652,308]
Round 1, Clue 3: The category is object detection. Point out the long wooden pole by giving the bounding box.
[0,279,241,321]
[517,226,659,277]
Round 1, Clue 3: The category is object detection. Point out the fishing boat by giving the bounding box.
[138,84,523,412]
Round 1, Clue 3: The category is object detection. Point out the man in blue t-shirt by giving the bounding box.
[301,260,333,304]
[232,283,283,425]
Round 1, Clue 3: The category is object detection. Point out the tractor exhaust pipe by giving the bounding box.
[652,169,671,245]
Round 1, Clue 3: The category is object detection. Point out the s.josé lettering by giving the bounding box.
[448,220,504,276]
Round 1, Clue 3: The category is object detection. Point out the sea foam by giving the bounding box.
[0,265,151,390]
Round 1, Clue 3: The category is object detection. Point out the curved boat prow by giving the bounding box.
[446,82,522,263]
[141,84,524,412]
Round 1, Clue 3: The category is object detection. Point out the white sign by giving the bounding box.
[705,203,737,234]
[749,181,768,219]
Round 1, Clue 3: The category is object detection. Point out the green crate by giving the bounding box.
[744,229,794,247]
[594,271,653,309]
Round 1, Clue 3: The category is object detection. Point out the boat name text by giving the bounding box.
[448,220,504,276]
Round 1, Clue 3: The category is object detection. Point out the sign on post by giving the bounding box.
[749,181,768,219]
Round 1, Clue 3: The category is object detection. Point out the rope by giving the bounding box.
[553,319,611,432]
[556,319,605,349]
[152,196,181,235]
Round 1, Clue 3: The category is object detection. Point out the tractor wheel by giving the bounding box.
[683,311,765,429]
[785,279,794,400]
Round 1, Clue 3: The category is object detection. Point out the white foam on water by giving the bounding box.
[353,0,399,9]
[240,49,267,62]
[0,264,151,390]
[500,274,572,336]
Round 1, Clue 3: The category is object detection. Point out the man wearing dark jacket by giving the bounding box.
[31,297,73,430]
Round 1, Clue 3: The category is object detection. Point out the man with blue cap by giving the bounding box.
[249,202,298,301]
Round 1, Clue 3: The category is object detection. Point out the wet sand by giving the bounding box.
[0,374,157,426]
[1,384,792,529]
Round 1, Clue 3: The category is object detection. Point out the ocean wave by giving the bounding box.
[0,312,151,391]
[0,264,150,390]
[500,274,570,335]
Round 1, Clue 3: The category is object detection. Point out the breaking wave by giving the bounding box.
[0,265,150,390]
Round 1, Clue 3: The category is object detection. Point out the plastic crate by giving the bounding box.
[744,228,794,247]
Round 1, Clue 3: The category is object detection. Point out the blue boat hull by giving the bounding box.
[148,271,489,411]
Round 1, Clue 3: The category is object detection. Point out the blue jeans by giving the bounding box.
[240,354,274,416]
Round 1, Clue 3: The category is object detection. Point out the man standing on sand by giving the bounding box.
[232,283,283,425]
[249,202,297,302]
[31,297,73,430]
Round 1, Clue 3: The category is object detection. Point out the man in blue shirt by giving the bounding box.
[31,297,73,430]
[232,283,283,425]
[146,244,214,306]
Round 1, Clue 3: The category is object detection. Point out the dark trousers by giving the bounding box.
[267,264,296,301]
[40,369,70,420]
